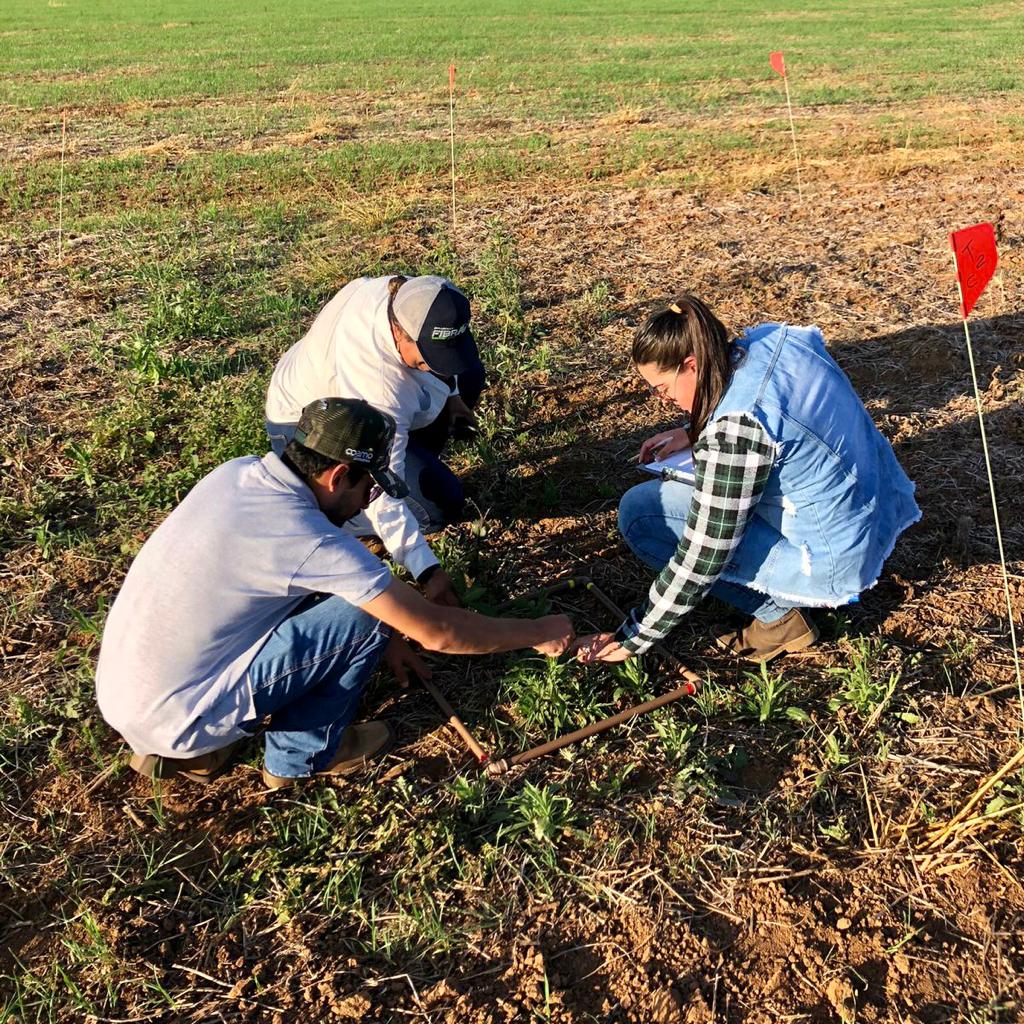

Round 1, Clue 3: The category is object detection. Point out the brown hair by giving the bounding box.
[631,294,734,441]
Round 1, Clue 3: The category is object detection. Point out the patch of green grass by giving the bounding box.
[501,656,611,737]
[827,638,912,724]
[4,0,1021,113]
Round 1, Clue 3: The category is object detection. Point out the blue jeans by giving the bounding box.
[618,479,794,624]
[242,593,391,778]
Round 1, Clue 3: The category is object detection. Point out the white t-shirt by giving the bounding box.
[95,453,393,758]
[265,276,451,579]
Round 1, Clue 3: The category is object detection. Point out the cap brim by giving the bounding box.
[417,329,478,378]
[370,466,409,499]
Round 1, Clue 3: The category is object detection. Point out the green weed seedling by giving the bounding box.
[356,886,457,963]
[651,710,714,794]
[819,814,851,844]
[983,771,1024,832]
[588,762,637,801]
[812,727,853,794]
[67,598,108,642]
[63,442,97,492]
[612,657,653,701]
[429,530,492,610]
[321,861,364,917]
[1,955,93,1022]
[0,694,52,782]
[939,632,980,691]
[503,656,609,735]
[692,675,739,718]
[104,837,205,901]
[827,638,903,722]
[653,714,700,763]
[741,662,805,723]
[502,782,580,847]
[818,608,853,642]
[145,781,169,829]
[449,773,494,827]
[120,333,175,385]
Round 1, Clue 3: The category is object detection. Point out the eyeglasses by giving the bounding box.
[645,363,682,400]
[368,483,383,504]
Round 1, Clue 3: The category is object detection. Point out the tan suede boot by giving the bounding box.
[715,609,819,663]
[262,721,396,790]
[129,740,243,784]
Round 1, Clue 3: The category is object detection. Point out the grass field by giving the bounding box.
[2,1,1024,1021]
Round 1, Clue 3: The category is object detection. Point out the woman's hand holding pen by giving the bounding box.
[638,426,691,463]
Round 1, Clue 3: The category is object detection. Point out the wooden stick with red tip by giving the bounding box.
[769,51,803,199]
[486,680,698,776]
[422,677,489,764]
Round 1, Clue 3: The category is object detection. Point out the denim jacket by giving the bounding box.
[713,323,920,605]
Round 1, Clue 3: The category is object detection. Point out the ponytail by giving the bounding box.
[632,294,733,441]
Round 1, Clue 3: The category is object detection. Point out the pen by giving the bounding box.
[642,438,670,461]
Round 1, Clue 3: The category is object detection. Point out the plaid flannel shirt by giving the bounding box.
[619,413,776,656]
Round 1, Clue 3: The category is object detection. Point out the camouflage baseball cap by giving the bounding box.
[293,398,408,498]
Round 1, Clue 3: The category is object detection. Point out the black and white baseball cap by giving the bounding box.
[391,275,478,377]
[294,398,409,498]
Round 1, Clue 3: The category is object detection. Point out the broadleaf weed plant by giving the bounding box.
[741,662,804,723]
[501,782,580,847]
[503,656,609,735]
[826,637,901,720]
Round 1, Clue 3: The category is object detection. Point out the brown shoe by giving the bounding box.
[715,609,819,663]
[261,721,396,790]
[129,740,243,785]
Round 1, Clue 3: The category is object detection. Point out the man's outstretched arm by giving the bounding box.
[361,578,574,657]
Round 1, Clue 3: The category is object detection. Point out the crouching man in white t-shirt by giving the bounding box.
[265,274,488,609]
[95,398,574,789]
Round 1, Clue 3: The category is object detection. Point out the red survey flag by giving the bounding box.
[449,63,456,91]
[950,222,998,318]
[770,51,786,77]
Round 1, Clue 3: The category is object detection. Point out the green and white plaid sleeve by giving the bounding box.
[618,413,776,656]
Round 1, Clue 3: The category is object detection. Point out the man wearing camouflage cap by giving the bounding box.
[265,274,487,609]
[96,398,573,789]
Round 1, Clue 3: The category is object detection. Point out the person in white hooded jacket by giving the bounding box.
[265,275,486,608]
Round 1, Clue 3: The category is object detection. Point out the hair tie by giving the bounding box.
[668,302,683,315]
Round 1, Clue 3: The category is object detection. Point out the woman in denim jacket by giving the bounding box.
[578,295,920,664]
